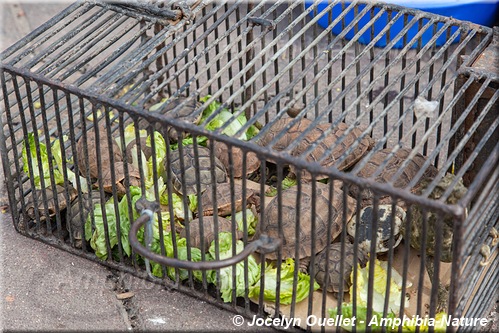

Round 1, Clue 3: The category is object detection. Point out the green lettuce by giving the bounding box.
[227,208,258,236]
[328,304,396,332]
[207,232,260,302]
[265,177,298,197]
[351,258,410,314]
[199,95,259,141]
[329,305,447,332]
[51,137,89,193]
[22,133,64,189]
[84,196,131,260]
[166,236,204,282]
[248,258,319,305]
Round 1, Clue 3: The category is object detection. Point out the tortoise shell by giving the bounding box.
[180,216,243,252]
[68,190,103,248]
[403,173,467,262]
[26,185,78,222]
[76,123,123,179]
[200,182,257,216]
[289,121,375,180]
[97,161,141,196]
[255,182,356,261]
[160,96,202,142]
[349,148,439,208]
[256,118,374,180]
[313,242,367,293]
[255,118,296,151]
[347,204,405,254]
[163,145,227,196]
[125,137,153,163]
[211,141,261,178]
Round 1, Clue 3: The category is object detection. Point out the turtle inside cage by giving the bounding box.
[1,0,498,331]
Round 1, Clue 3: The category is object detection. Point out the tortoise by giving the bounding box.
[254,182,356,271]
[162,145,227,196]
[313,242,367,294]
[180,216,243,252]
[210,140,261,178]
[402,172,468,312]
[68,190,103,248]
[349,148,439,208]
[199,182,260,216]
[346,204,405,254]
[76,123,123,179]
[402,172,467,263]
[96,161,141,196]
[289,121,375,180]
[256,118,374,180]
[26,185,78,222]
[151,96,202,142]
[255,118,297,151]
[125,136,153,163]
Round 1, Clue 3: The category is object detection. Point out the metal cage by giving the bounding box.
[1,1,497,331]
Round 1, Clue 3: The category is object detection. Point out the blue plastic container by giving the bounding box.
[305,0,499,48]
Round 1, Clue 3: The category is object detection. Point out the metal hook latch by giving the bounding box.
[129,199,282,270]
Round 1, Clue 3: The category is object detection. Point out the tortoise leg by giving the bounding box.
[426,257,449,313]
[298,257,311,274]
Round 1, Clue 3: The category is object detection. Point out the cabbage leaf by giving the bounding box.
[248,258,319,305]
[207,232,260,302]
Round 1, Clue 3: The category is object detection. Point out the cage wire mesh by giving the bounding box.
[1,0,498,331]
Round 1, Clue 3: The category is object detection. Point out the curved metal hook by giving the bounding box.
[129,208,281,270]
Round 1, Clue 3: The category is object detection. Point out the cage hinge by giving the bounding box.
[248,16,275,31]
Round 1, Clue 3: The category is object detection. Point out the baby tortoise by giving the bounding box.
[125,136,153,163]
[347,205,405,254]
[402,173,468,312]
[313,242,367,294]
[254,182,356,272]
[26,185,78,222]
[180,216,243,252]
[403,173,467,263]
[97,161,141,197]
[76,123,123,180]
[350,148,438,209]
[256,118,374,180]
[199,182,259,216]
[154,96,203,142]
[289,121,375,180]
[210,141,261,178]
[162,145,227,196]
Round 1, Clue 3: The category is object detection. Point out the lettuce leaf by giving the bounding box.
[329,305,447,332]
[85,196,131,260]
[248,258,319,305]
[22,133,64,189]
[227,208,258,236]
[199,95,259,141]
[350,258,410,314]
[166,236,204,282]
[51,137,89,193]
[328,304,396,332]
[207,232,260,302]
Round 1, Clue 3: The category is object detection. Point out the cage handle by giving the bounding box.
[129,198,281,270]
